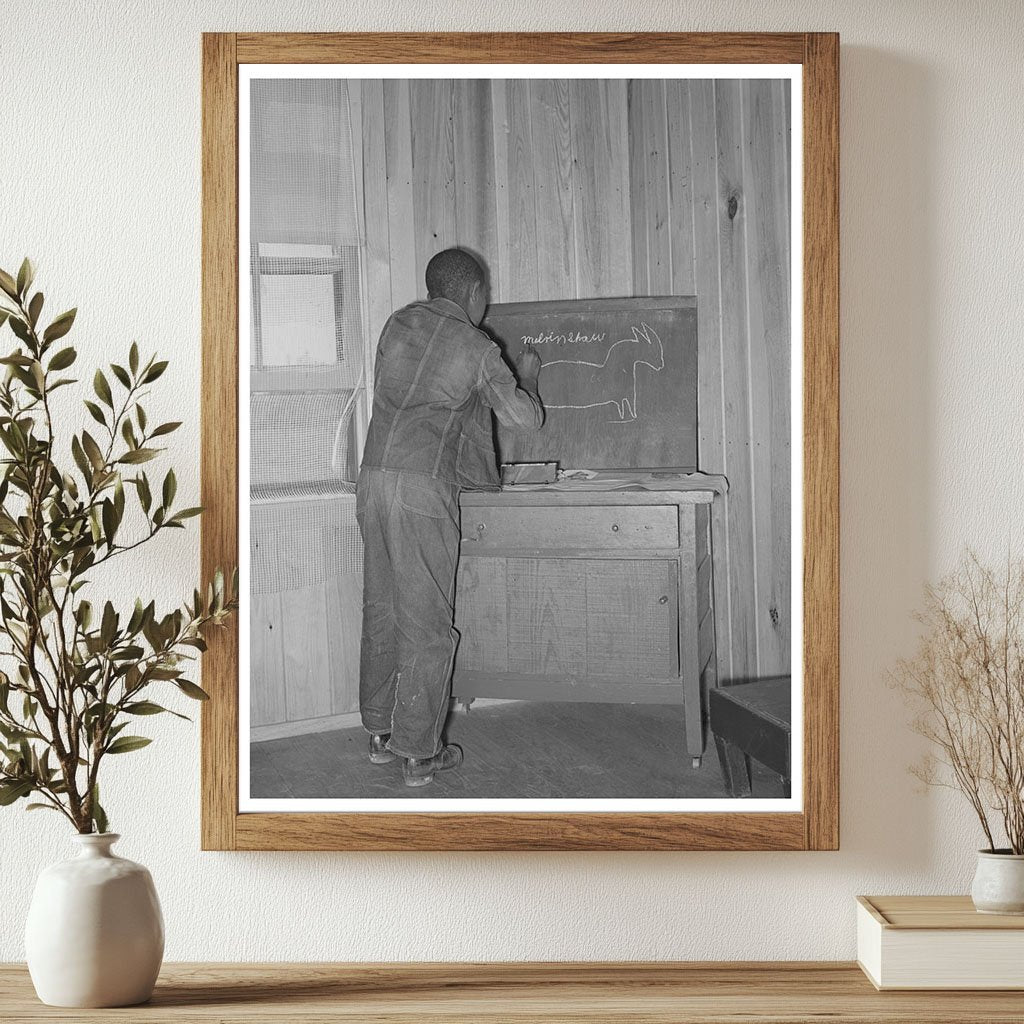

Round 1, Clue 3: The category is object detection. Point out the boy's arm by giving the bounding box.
[478,346,544,430]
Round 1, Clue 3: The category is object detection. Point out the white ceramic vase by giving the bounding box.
[971,850,1024,915]
[25,833,164,1007]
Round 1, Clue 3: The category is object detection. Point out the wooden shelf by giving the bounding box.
[3,962,1024,1022]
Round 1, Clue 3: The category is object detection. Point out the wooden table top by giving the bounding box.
[709,678,792,729]
[3,962,1024,1022]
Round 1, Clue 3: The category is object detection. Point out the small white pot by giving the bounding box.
[971,849,1024,915]
[25,833,164,1007]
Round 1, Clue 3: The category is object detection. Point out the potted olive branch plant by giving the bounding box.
[0,259,236,1007]
[895,551,1024,914]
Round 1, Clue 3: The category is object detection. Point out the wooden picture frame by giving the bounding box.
[201,32,839,851]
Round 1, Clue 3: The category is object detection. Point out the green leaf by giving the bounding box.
[0,722,28,743]
[176,679,210,701]
[169,507,203,524]
[121,418,137,449]
[16,258,34,298]
[110,644,143,661]
[0,269,18,300]
[81,431,105,471]
[88,507,102,543]
[43,308,76,343]
[113,475,125,522]
[126,598,146,635]
[105,735,152,755]
[83,400,107,427]
[0,310,9,331]
[0,779,33,805]
[136,473,152,513]
[150,421,181,438]
[71,435,92,482]
[110,363,131,388]
[136,404,147,432]
[162,468,176,508]
[147,666,181,680]
[129,342,139,375]
[26,802,61,813]
[27,292,43,328]
[0,428,20,460]
[61,469,79,501]
[100,601,117,646]
[101,498,116,546]
[124,700,170,716]
[93,369,113,408]
[8,317,32,344]
[118,448,158,465]
[144,617,169,651]
[142,360,168,383]
[48,346,76,371]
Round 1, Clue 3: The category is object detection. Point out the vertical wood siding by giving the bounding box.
[627,79,791,682]
[356,77,791,685]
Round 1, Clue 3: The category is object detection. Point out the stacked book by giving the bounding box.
[857,895,1024,989]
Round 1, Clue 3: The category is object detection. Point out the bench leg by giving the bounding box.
[714,734,752,798]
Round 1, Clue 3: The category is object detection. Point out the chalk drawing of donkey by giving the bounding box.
[537,322,665,422]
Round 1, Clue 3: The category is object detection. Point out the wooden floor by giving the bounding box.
[250,702,785,800]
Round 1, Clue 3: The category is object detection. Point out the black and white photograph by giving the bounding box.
[240,66,799,811]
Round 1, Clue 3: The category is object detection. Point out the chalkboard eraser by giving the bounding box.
[501,462,558,485]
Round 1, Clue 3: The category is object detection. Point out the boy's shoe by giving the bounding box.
[402,744,463,787]
[368,732,396,764]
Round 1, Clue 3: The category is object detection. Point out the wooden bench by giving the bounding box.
[709,676,791,797]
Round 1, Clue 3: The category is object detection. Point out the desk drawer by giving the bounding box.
[461,504,678,551]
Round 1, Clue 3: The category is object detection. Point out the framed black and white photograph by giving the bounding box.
[200,32,839,851]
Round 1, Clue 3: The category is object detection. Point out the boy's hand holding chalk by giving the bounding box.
[515,346,542,383]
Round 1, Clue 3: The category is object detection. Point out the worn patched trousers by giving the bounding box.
[356,467,460,759]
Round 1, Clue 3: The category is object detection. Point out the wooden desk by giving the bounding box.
[3,962,1023,1022]
[454,484,717,764]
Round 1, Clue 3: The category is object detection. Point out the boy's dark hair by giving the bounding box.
[425,248,484,305]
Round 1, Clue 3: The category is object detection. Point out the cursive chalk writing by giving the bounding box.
[521,330,606,347]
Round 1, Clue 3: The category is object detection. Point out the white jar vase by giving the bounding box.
[25,833,164,1007]
[971,850,1024,915]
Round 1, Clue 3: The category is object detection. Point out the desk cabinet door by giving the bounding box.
[584,559,678,678]
[455,557,678,680]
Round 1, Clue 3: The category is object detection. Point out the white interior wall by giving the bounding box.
[1,0,1022,961]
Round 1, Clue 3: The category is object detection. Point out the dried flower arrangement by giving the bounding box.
[895,551,1024,853]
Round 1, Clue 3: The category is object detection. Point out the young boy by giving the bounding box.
[357,248,543,787]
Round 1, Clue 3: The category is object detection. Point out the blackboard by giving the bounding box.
[482,297,698,471]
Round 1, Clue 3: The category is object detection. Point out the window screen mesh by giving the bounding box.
[249,79,365,594]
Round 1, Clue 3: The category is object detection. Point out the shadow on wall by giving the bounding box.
[839,48,937,870]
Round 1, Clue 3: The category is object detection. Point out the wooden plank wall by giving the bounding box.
[358,78,791,682]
